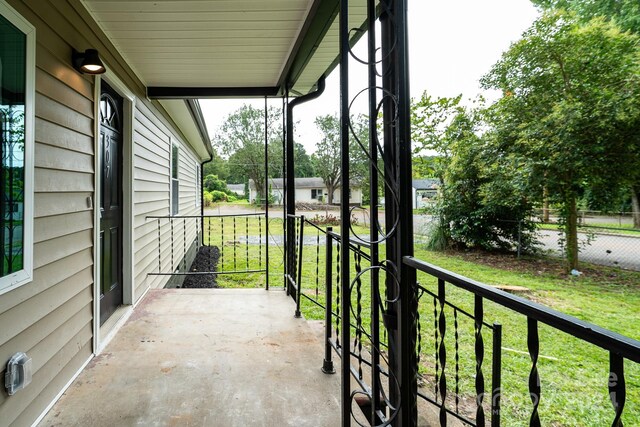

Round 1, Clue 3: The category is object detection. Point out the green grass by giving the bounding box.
[204,217,640,426]
[412,249,640,426]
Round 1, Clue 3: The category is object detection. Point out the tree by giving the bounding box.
[530,0,640,33]
[411,92,464,182]
[293,142,315,178]
[312,115,341,204]
[481,11,640,269]
[311,114,369,205]
[531,0,640,228]
[202,151,229,182]
[213,105,283,199]
[434,110,538,252]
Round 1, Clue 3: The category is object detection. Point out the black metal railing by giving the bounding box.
[285,214,306,317]
[290,220,639,425]
[404,256,640,427]
[145,213,268,286]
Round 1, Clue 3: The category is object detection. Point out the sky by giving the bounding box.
[200,0,540,155]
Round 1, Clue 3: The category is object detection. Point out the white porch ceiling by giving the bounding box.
[81,0,315,88]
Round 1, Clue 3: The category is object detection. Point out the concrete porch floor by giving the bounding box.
[39,289,341,427]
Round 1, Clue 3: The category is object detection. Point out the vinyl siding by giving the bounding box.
[0,1,95,422]
[2,1,205,425]
[132,102,201,301]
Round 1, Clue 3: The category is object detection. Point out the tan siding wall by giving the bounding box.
[2,1,204,425]
[132,102,201,300]
[0,3,95,424]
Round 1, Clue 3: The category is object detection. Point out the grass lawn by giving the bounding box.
[207,217,639,426]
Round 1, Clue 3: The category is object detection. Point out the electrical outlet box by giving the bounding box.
[5,352,32,396]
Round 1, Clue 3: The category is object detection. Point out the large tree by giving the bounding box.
[410,92,464,182]
[531,0,640,227]
[213,105,284,199]
[311,114,368,205]
[481,11,640,269]
[312,115,341,204]
[531,0,640,33]
[202,151,229,182]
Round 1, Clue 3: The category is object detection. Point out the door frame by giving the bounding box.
[92,72,135,354]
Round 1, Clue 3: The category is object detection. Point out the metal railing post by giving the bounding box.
[491,323,502,427]
[295,216,305,318]
[322,226,336,374]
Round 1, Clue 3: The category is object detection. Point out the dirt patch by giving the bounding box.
[180,246,221,288]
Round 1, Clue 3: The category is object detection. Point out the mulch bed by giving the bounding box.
[180,246,221,288]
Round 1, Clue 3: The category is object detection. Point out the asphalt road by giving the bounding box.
[538,229,640,271]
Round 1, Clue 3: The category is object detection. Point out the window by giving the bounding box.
[171,143,179,215]
[195,161,200,208]
[311,188,323,200]
[0,1,34,294]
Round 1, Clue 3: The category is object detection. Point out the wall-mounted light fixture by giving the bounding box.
[72,48,106,74]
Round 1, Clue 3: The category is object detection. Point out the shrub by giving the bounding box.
[421,218,450,251]
[211,190,228,202]
[203,191,213,207]
[308,214,359,226]
[203,174,228,193]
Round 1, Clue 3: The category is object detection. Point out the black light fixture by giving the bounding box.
[72,48,106,74]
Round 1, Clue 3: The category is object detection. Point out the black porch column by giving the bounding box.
[380,0,417,425]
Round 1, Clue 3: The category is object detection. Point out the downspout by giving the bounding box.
[285,76,326,297]
[185,99,214,246]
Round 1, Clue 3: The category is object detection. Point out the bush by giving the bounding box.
[422,218,450,251]
[203,174,228,193]
[203,191,213,207]
[309,214,359,226]
[211,190,228,202]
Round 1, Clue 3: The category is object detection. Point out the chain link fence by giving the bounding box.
[495,210,640,271]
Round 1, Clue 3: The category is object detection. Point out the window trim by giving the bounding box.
[0,1,35,295]
[195,160,200,208]
[170,141,179,216]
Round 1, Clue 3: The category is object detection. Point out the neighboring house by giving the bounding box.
[226,184,245,197]
[412,178,439,209]
[248,177,363,206]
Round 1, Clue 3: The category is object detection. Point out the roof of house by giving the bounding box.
[249,177,360,190]
[412,179,439,190]
[227,184,245,194]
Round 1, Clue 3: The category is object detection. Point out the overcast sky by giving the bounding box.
[200,0,539,154]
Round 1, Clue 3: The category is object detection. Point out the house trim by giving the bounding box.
[30,354,94,427]
[92,71,136,353]
[0,0,35,295]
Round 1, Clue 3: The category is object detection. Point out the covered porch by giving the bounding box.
[39,288,341,427]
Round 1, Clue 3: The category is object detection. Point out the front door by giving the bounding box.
[99,82,123,325]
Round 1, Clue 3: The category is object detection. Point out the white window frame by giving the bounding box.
[195,160,200,208]
[170,141,179,216]
[0,1,35,295]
